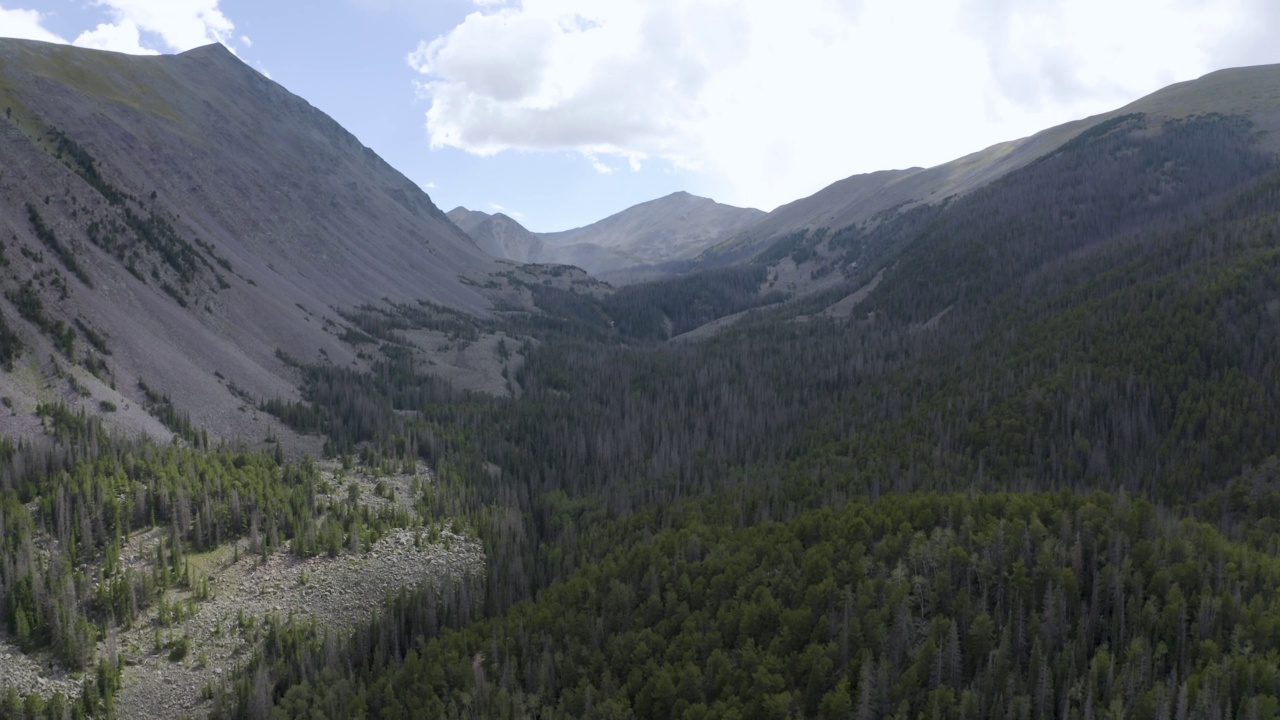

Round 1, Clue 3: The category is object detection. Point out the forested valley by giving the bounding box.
[5,109,1280,720]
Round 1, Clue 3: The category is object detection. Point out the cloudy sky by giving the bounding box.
[2,1,1278,231]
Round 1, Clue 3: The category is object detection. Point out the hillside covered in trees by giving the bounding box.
[4,71,1280,720]
[193,109,1280,718]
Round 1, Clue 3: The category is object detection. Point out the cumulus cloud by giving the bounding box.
[410,0,1276,211]
[39,0,238,55]
[412,1,750,167]
[2,2,239,55]
[74,19,157,55]
[0,5,67,43]
[967,0,1252,112]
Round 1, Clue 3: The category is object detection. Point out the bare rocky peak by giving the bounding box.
[541,191,765,259]
[0,39,498,445]
[447,207,545,264]
[451,191,764,276]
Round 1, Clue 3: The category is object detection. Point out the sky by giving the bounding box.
[1,1,1278,232]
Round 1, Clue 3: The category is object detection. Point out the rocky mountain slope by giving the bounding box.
[447,206,546,264]
[540,191,765,265]
[0,39,503,447]
[451,191,764,276]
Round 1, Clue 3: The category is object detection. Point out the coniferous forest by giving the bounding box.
[6,107,1280,720]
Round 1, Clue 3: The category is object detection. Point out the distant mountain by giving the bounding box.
[0,39,500,446]
[704,63,1280,275]
[451,191,764,276]
[447,207,545,263]
[541,191,765,265]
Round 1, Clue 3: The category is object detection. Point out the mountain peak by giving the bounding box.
[177,42,236,59]
[446,192,764,275]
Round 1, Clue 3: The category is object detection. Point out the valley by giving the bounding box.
[2,36,1280,720]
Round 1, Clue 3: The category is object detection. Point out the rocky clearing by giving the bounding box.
[0,462,485,719]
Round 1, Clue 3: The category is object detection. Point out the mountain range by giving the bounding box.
[453,64,1280,293]
[5,38,1280,719]
[2,37,1278,451]
[448,191,764,279]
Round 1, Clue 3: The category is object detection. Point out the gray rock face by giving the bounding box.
[451,191,764,276]
[0,39,497,444]
[447,207,546,263]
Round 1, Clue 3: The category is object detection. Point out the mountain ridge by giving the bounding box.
[700,61,1280,269]
[449,190,763,276]
[450,63,1280,285]
[446,206,546,264]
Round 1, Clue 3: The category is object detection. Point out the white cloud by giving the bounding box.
[1,1,239,56]
[74,19,157,55]
[0,6,67,43]
[584,152,613,174]
[967,0,1251,113]
[410,0,1277,211]
[65,0,237,55]
[488,202,524,218]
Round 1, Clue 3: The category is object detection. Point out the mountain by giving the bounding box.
[6,44,1280,720]
[703,63,1280,275]
[540,191,765,266]
[446,206,545,263]
[451,191,764,277]
[208,63,1280,719]
[0,39,502,448]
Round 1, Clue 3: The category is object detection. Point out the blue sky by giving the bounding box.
[3,1,1279,232]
